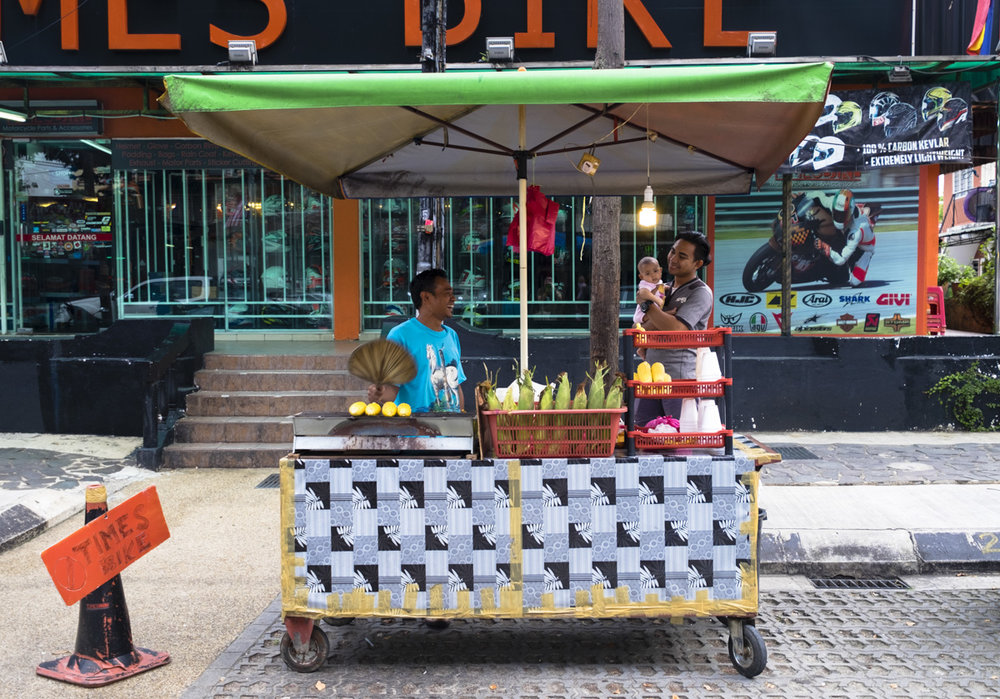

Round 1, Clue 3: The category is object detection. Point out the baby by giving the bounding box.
[633,256,667,326]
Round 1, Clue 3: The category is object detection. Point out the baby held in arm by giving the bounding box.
[633,256,668,328]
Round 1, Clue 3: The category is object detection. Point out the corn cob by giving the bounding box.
[536,381,554,452]
[517,366,536,411]
[587,361,608,410]
[550,372,572,450]
[572,382,588,409]
[605,373,624,409]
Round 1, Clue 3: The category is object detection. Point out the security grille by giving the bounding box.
[809,576,910,590]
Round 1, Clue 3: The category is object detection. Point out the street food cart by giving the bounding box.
[278,329,768,678]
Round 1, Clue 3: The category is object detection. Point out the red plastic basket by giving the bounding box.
[629,428,732,451]
[626,378,732,399]
[480,408,627,458]
[625,327,730,349]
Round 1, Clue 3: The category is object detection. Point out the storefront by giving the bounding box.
[0,1,996,339]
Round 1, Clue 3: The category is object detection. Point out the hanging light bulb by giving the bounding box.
[638,113,658,228]
[638,185,657,227]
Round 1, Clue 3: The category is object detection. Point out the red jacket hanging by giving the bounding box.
[507,185,559,256]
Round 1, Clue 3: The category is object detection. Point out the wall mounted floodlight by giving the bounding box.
[0,42,7,65]
[747,32,777,57]
[486,37,514,62]
[888,65,912,83]
[0,106,27,122]
[227,40,258,65]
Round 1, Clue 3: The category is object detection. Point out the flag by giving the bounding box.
[967,0,995,55]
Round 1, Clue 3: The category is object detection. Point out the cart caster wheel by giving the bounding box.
[322,616,355,627]
[728,624,767,678]
[280,626,329,672]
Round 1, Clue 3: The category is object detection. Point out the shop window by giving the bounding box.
[360,194,703,332]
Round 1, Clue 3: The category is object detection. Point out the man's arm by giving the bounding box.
[643,303,688,331]
[367,383,400,403]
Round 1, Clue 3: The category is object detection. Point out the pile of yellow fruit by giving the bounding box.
[633,361,671,383]
[348,401,412,417]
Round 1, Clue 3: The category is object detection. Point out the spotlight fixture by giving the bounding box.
[888,65,912,84]
[227,39,258,65]
[747,32,777,57]
[0,41,7,65]
[0,106,27,122]
[485,37,514,62]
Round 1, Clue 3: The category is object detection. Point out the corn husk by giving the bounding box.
[587,361,608,410]
[347,339,416,386]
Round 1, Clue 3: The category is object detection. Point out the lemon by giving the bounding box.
[382,401,398,417]
[365,402,382,416]
[397,403,412,417]
[348,401,367,417]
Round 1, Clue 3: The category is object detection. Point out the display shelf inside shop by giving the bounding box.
[623,327,734,456]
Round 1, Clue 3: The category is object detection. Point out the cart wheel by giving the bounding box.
[728,624,767,678]
[322,616,355,627]
[280,626,330,672]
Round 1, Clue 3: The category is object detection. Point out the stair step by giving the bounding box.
[174,416,293,443]
[194,369,368,392]
[203,353,351,371]
[162,442,291,469]
[185,390,360,417]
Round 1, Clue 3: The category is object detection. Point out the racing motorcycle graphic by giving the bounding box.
[741,191,879,292]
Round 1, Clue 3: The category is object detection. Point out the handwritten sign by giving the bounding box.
[41,487,170,606]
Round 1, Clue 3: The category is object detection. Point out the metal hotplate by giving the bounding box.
[292,411,474,455]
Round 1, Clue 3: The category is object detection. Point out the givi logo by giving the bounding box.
[876,293,911,306]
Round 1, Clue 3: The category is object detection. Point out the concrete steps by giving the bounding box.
[163,348,366,469]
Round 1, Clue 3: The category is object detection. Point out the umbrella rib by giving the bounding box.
[402,105,516,155]
[535,135,647,157]
[530,104,621,152]
[413,140,516,157]
[575,104,751,173]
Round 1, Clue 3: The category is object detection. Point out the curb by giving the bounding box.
[761,529,1000,576]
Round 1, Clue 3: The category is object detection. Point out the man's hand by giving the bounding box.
[643,303,683,331]
[367,383,399,403]
[814,238,831,258]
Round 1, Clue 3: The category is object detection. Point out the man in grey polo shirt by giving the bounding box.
[635,231,714,426]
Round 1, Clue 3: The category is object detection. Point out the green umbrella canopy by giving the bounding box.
[160,63,832,199]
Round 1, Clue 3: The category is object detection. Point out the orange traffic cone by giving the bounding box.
[36,484,170,687]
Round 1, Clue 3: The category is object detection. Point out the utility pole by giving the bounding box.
[417,0,447,272]
[589,0,625,384]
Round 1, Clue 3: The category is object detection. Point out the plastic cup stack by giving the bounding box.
[679,398,699,433]
[698,399,723,433]
[699,350,722,381]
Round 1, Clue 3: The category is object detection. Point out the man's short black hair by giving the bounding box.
[410,268,448,310]
[675,231,712,267]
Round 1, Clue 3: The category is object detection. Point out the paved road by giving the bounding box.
[186,575,1000,698]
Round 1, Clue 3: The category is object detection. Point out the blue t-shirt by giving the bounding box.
[386,318,467,413]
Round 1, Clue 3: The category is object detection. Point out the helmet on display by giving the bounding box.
[833,101,863,134]
[921,87,953,121]
[788,135,819,167]
[868,92,899,127]
[261,266,286,290]
[817,94,842,126]
[811,136,845,170]
[883,102,919,139]
[937,98,969,132]
[829,189,854,231]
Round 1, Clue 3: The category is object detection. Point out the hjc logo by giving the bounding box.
[876,293,911,306]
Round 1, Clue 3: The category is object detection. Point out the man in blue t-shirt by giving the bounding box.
[367,269,467,413]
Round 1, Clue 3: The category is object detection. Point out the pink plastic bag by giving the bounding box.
[507,185,559,256]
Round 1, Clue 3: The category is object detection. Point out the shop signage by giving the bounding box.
[0,100,100,136]
[0,0,916,66]
[18,213,113,244]
[778,83,973,173]
[112,139,257,171]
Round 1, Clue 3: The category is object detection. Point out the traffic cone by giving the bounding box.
[36,484,170,687]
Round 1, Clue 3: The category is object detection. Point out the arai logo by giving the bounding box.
[802,292,832,308]
[720,293,761,307]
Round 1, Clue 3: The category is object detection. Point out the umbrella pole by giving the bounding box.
[518,104,528,370]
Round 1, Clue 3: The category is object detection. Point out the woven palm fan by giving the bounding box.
[347,339,417,386]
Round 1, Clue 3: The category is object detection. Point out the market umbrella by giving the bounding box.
[160,63,833,365]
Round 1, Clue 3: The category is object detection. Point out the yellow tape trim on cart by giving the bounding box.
[504,458,525,617]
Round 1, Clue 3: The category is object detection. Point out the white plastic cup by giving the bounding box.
[700,350,722,381]
[698,399,722,432]
[679,398,699,433]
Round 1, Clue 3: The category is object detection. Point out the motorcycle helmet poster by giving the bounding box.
[778,83,972,173]
[712,170,919,336]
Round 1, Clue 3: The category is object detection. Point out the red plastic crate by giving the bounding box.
[626,378,732,399]
[480,408,627,458]
[629,428,732,451]
[625,327,730,349]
